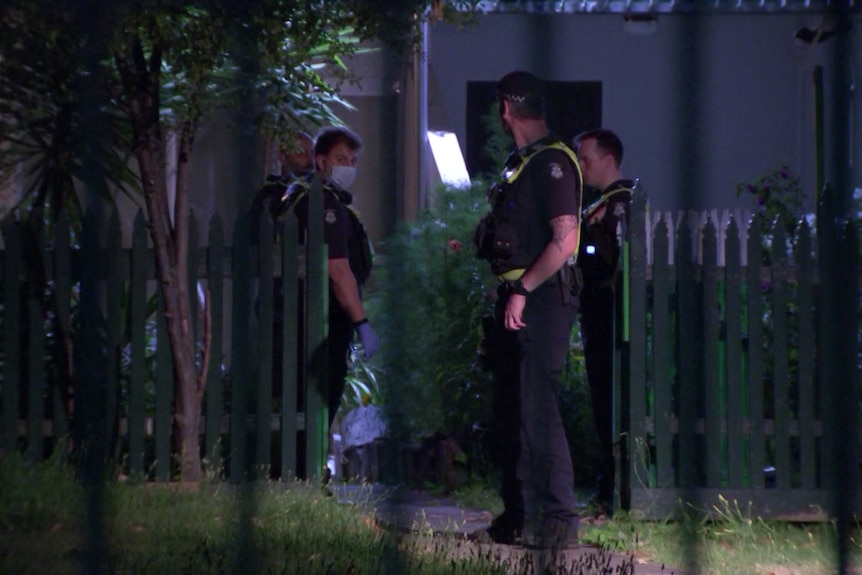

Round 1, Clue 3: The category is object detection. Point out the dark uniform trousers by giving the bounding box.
[579,285,616,503]
[489,280,578,527]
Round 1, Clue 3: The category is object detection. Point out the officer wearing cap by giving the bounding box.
[572,129,636,515]
[472,71,583,548]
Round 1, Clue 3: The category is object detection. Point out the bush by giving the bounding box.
[370,183,497,447]
[368,182,600,488]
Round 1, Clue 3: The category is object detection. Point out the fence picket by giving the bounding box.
[2,220,22,452]
[281,212,299,480]
[27,297,44,461]
[128,212,148,478]
[106,210,122,460]
[702,220,721,487]
[304,179,327,480]
[230,211,251,482]
[205,213,225,473]
[52,211,71,445]
[155,287,172,481]
[256,211,275,470]
[771,219,791,489]
[652,219,672,487]
[677,217,699,487]
[747,219,765,488]
[725,218,744,487]
[796,220,816,489]
[627,190,648,500]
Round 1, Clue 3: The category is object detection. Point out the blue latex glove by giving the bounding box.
[356,322,380,360]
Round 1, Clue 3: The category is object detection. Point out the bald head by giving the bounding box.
[279,131,314,178]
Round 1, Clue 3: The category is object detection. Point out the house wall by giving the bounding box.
[427,13,861,213]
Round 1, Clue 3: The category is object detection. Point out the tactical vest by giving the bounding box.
[475,140,583,275]
[578,179,637,289]
[279,180,375,287]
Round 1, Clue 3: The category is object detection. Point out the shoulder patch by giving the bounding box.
[325,209,337,224]
[549,162,564,179]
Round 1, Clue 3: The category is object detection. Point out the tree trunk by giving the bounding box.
[115,41,208,481]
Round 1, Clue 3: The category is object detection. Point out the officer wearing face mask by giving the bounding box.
[285,126,379,431]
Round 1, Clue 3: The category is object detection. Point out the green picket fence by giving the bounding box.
[619,189,861,519]
[0,183,330,483]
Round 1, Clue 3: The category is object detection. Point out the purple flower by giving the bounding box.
[748,184,757,194]
[779,167,788,179]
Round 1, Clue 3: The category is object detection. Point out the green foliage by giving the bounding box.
[557,330,602,487]
[0,456,515,574]
[372,183,497,441]
[480,101,511,179]
[341,349,383,417]
[736,163,806,235]
[0,449,81,531]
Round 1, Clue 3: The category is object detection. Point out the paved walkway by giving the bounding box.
[334,485,682,574]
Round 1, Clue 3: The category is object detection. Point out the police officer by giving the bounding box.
[472,71,583,548]
[287,126,379,428]
[572,129,636,515]
[250,131,314,238]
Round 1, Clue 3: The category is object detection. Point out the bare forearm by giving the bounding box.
[520,215,579,292]
[328,258,366,322]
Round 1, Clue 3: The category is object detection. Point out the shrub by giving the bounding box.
[370,182,497,447]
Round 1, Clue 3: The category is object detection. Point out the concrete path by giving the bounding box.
[334,485,682,574]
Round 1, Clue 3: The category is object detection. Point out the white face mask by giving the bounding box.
[329,165,356,190]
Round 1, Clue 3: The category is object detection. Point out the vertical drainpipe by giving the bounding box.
[403,17,430,221]
[418,20,429,213]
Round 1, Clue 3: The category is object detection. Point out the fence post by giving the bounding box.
[652,218,673,489]
[795,219,815,489]
[128,212,148,478]
[676,216,699,488]
[281,213,299,481]
[230,211,252,482]
[724,218,744,487]
[702,219,721,487]
[746,218,765,488]
[1,219,22,453]
[255,212,274,473]
[770,218,791,489]
[205,214,225,474]
[52,211,72,446]
[304,177,328,482]
[105,210,123,461]
[623,188,648,508]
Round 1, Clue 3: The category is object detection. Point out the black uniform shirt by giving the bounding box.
[291,184,350,261]
[492,140,581,275]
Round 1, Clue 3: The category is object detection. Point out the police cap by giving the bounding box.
[497,71,545,104]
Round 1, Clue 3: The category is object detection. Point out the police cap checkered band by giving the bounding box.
[497,71,545,103]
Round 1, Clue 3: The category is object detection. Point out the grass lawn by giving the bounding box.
[2,452,861,574]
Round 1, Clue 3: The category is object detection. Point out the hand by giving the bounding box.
[356,322,380,359]
[504,294,527,331]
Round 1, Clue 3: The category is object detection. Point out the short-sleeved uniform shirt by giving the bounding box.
[288,181,380,319]
[290,183,351,262]
[490,139,581,276]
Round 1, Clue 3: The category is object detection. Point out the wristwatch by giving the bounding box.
[510,279,529,296]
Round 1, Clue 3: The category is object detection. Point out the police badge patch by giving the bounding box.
[549,162,564,179]
[325,209,337,224]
